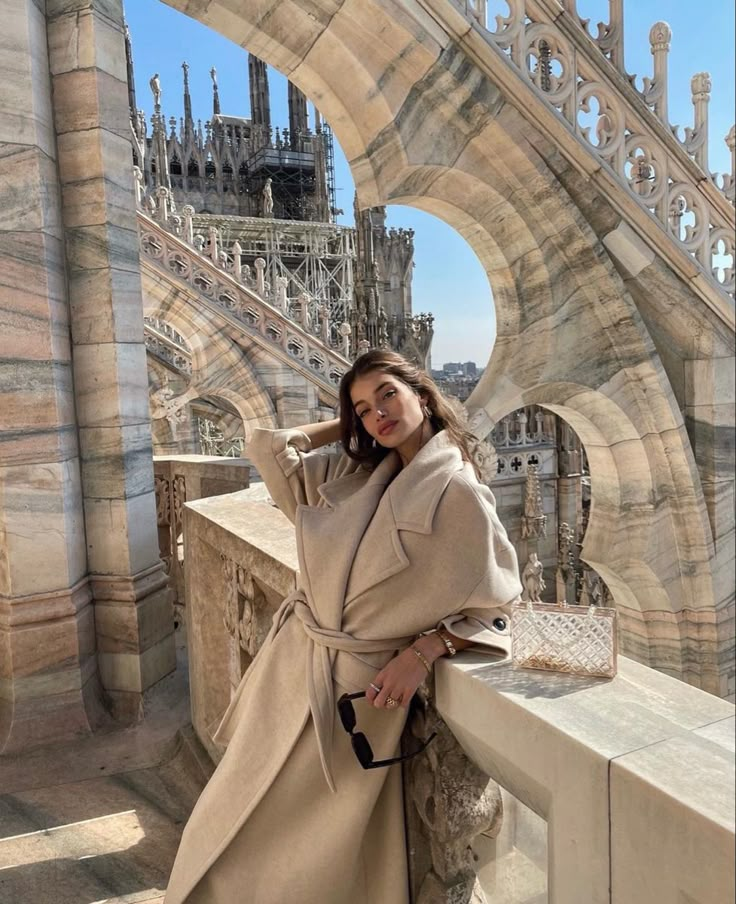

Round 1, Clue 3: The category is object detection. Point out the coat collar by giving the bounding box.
[316,429,466,530]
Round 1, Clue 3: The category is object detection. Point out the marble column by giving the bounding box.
[0,0,101,751]
[45,0,175,720]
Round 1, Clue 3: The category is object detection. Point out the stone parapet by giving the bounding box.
[182,488,734,901]
[153,456,251,612]
[436,652,734,904]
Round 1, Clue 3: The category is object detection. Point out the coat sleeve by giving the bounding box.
[247,427,362,525]
[438,476,522,655]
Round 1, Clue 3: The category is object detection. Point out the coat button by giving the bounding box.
[493,617,507,632]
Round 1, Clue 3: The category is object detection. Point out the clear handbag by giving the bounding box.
[511,600,618,678]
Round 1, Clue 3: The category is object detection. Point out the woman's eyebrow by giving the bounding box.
[352,382,391,409]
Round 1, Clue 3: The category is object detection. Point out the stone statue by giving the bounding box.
[208,225,219,263]
[319,303,331,344]
[589,574,603,607]
[339,321,352,358]
[149,72,162,108]
[298,292,311,330]
[522,552,545,603]
[262,177,274,217]
[357,339,370,356]
[275,276,289,312]
[210,66,218,90]
[378,305,389,348]
[133,165,144,206]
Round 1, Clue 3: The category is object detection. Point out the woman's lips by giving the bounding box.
[378,420,398,436]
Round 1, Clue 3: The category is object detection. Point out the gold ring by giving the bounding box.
[385,696,399,708]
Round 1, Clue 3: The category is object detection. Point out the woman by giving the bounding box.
[164,350,522,904]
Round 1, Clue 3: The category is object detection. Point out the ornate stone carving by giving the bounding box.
[457,2,734,302]
[520,464,547,538]
[172,475,186,537]
[137,219,349,389]
[221,557,269,660]
[154,475,170,527]
[406,695,503,904]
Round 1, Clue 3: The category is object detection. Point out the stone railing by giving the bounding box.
[432,0,735,302]
[144,316,193,375]
[153,456,250,613]
[136,207,351,395]
[182,486,735,902]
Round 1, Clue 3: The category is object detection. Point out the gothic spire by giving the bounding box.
[287,80,308,148]
[182,61,194,143]
[248,54,271,137]
[210,67,220,116]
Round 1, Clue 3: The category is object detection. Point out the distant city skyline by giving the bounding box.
[125,0,735,366]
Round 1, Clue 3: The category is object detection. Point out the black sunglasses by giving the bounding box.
[337,691,437,770]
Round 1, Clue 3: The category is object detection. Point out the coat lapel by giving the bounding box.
[299,432,467,619]
[297,451,400,631]
[344,432,465,603]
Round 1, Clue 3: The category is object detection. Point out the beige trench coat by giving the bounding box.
[164,427,522,904]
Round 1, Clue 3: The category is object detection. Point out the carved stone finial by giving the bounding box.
[691,72,711,100]
[521,464,548,539]
[649,21,672,51]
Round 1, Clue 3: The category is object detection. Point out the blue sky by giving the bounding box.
[125,0,734,367]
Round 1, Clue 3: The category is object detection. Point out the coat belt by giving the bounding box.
[267,589,413,791]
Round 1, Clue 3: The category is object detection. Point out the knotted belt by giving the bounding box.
[266,589,413,792]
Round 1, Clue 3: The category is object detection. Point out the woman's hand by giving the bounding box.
[366,633,448,709]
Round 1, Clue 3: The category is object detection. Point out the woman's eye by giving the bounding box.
[383,390,396,400]
[358,410,368,419]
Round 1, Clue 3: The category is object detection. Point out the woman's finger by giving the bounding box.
[365,679,382,703]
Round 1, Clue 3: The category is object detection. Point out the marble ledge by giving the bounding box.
[88,561,169,605]
[185,487,298,593]
[0,576,92,627]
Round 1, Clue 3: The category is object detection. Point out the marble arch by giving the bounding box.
[159,0,734,696]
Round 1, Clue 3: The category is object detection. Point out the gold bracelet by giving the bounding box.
[411,645,432,674]
[436,627,457,657]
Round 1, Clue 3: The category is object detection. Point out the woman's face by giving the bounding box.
[349,370,425,449]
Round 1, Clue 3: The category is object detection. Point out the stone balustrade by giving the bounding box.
[182,487,735,903]
[437,0,736,303]
[136,207,351,397]
[153,456,250,614]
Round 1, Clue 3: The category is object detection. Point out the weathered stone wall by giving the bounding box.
[0,0,175,750]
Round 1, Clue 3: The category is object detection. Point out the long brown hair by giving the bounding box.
[338,349,481,477]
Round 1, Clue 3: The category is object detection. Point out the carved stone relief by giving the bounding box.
[406,693,503,904]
